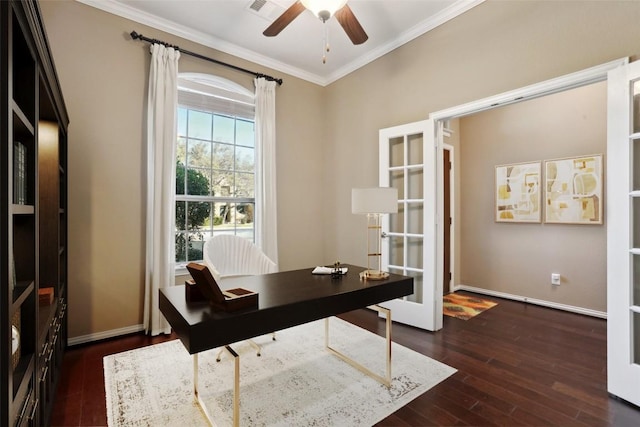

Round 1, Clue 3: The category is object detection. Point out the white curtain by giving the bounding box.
[254,78,278,264]
[144,44,180,335]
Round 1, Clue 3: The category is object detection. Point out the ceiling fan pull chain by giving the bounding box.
[322,24,328,64]
[325,24,331,53]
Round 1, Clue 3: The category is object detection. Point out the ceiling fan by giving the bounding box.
[263,0,368,45]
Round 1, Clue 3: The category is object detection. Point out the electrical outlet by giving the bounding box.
[551,273,561,286]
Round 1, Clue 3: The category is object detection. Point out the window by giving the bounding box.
[175,74,256,266]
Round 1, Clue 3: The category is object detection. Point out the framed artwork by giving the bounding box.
[495,161,541,223]
[544,154,603,224]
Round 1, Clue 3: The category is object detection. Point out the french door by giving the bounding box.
[607,60,640,407]
[378,119,443,331]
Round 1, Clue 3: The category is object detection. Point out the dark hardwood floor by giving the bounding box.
[50,292,640,426]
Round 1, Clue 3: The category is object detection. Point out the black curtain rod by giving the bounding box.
[130,31,283,86]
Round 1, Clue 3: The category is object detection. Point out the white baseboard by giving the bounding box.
[67,324,145,346]
[454,284,607,319]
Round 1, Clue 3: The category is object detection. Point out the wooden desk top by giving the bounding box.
[160,265,413,354]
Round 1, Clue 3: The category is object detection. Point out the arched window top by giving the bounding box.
[177,73,254,119]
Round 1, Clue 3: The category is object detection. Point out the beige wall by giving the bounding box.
[40,1,326,339]
[459,82,607,311]
[39,0,640,339]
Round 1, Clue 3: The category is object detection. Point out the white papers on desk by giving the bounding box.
[312,266,348,275]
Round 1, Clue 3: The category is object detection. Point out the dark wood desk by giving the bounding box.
[160,264,413,354]
[159,265,413,426]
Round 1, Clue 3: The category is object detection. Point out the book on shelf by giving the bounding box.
[38,287,54,306]
[13,141,27,204]
[10,248,16,292]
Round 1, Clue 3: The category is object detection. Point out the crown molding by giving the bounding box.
[77,0,484,87]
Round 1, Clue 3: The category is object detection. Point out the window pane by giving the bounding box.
[177,108,187,136]
[187,139,212,169]
[235,172,254,197]
[175,201,187,230]
[213,115,235,143]
[236,119,254,148]
[212,142,234,171]
[176,163,186,195]
[187,201,211,230]
[187,231,205,262]
[186,167,211,196]
[235,146,254,172]
[211,170,234,197]
[188,110,212,140]
[175,232,187,263]
[214,202,236,230]
[236,203,255,226]
[176,137,186,165]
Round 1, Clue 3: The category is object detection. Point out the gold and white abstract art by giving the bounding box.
[544,155,603,224]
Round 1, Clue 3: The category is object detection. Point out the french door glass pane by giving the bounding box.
[633,80,640,134]
[390,170,404,198]
[407,202,424,235]
[634,198,640,248]
[407,237,423,269]
[390,204,404,234]
[406,270,423,304]
[408,168,423,199]
[635,255,640,306]
[634,139,640,191]
[388,236,404,266]
[634,312,640,364]
[407,133,423,166]
[389,136,404,168]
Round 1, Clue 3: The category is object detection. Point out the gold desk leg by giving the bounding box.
[194,346,240,427]
[324,304,392,387]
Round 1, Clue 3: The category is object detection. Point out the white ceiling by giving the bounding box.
[78,0,484,86]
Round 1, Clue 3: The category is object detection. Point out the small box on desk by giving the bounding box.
[39,287,54,306]
[217,288,259,312]
[185,279,207,302]
[185,263,258,312]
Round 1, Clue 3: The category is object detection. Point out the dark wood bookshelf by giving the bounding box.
[2,1,69,425]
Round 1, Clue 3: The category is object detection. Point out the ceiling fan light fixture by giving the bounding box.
[301,0,348,21]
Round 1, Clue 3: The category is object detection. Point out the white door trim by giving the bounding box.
[425,57,627,331]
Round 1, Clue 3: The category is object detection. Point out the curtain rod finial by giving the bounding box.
[130,31,140,40]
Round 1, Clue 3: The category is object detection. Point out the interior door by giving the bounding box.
[607,60,640,407]
[378,119,442,331]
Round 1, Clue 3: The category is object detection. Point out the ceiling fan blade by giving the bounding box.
[335,4,368,45]
[263,1,306,37]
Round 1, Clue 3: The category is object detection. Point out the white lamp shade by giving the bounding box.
[352,187,398,214]
[301,0,348,18]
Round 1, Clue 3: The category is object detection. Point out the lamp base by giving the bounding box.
[359,270,389,281]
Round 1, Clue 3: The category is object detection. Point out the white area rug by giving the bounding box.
[104,318,456,426]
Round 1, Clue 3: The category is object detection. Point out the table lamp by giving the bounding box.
[352,187,398,280]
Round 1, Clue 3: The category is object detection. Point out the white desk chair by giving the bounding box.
[203,234,278,359]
